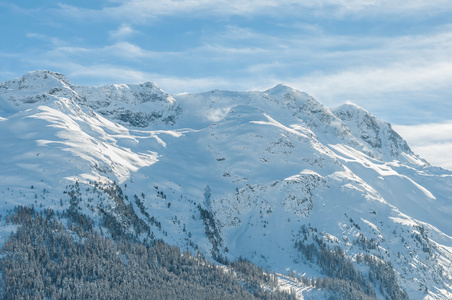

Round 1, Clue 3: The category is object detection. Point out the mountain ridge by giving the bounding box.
[0,71,451,299]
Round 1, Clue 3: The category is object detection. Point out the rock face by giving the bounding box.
[77,81,181,127]
[332,103,417,162]
[0,71,451,299]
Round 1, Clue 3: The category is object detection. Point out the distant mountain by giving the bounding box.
[0,71,451,299]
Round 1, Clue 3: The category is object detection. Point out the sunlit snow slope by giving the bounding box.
[0,71,451,299]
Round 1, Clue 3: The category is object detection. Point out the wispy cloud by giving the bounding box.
[68,64,238,93]
[288,61,452,104]
[26,33,66,47]
[67,64,152,84]
[104,42,155,59]
[39,41,177,62]
[56,0,452,23]
[61,63,250,93]
[201,44,268,55]
[109,24,136,40]
[394,122,452,170]
[198,24,452,96]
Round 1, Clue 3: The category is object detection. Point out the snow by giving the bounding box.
[0,71,452,299]
[276,274,315,300]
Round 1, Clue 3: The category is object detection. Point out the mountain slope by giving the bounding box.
[0,71,451,299]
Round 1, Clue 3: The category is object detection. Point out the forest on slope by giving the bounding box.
[0,205,295,300]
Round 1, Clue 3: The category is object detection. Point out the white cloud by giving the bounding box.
[0,52,19,58]
[26,33,66,46]
[56,0,452,22]
[393,122,452,170]
[229,27,452,109]
[202,23,452,73]
[109,24,136,40]
[42,41,175,61]
[393,122,452,146]
[69,64,238,93]
[48,46,92,55]
[0,71,18,80]
[68,64,151,84]
[105,42,152,58]
[201,44,268,55]
[287,60,452,106]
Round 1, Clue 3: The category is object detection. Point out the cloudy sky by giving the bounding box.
[1,1,451,169]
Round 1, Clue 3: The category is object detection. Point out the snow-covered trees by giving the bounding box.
[294,224,408,300]
[0,206,295,299]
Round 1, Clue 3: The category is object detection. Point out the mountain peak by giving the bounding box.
[0,70,80,108]
[10,70,73,91]
[265,83,309,98]
[261,84,317,115]
[334,101,368,113]
[265,83,293,92]
[332,101,419,162]
[138,81,160,90]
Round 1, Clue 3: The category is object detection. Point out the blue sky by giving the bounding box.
[1,0,452,168]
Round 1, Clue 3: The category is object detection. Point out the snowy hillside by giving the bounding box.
[0,71,451,299]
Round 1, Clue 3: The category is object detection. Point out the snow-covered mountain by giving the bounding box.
[1,70,451,299]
